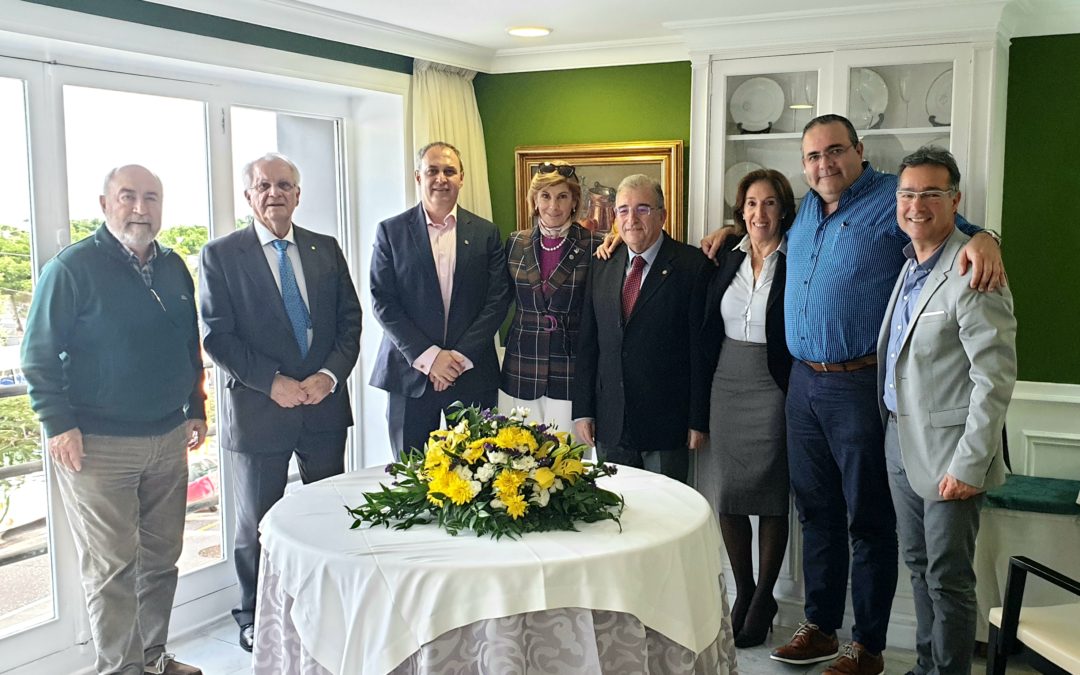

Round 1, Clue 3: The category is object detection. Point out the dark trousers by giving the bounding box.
[786,361,897,653]
[596,442,690,484]
[387,387,497,460]
[230,429,346,627]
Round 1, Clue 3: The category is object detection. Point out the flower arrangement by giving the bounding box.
[347,404,624,538]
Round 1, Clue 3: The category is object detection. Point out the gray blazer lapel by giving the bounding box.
[898,232,966,353]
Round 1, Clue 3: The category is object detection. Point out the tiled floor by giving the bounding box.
[169,616,1038,674]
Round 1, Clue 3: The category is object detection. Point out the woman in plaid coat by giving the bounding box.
[501,162,603,432]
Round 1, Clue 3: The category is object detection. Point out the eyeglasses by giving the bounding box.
[249,180,297,194]
[895,189,955,203]
[615,204,662,218]
[537,163,577,179]
[803,145,853,164]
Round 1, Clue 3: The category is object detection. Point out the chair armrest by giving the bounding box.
[995,556,1080,662]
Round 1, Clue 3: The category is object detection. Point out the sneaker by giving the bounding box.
[145,653,203,675]
[823,642,885,675]
[770,621,840,664]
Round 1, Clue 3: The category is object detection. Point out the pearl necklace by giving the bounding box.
[538,235,566,252]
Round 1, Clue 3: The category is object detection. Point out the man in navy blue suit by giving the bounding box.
[199,153,361,652]
[369,142,511,458]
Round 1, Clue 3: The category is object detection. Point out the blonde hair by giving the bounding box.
[527,161,581,218]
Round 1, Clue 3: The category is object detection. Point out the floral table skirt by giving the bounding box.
[253,553,737,675]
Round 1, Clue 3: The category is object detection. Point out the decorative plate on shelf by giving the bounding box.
[927,135,951,151]
[926,69,953,126]
[849,68,888,130]
[730,77,784,133]
[724,161,764,207]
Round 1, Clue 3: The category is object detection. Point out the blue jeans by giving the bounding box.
[786,361,897,653]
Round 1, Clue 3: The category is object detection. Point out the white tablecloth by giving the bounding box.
[254,465,732,674]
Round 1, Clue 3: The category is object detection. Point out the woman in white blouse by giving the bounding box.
[696,169,796,648]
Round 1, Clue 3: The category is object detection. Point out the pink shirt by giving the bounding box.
[412,205,473,376]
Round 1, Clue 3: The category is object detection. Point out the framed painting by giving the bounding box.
[514,140,684,241]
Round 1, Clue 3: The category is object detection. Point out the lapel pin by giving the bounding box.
[569,254,576,260]
[662,269,669,276]
[311,245,316,250]
[464,239,470,245]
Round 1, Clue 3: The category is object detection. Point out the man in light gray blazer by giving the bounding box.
[876,146,1016,675]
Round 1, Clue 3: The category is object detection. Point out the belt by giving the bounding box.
[801,355,877,373]
[518,311,571,334]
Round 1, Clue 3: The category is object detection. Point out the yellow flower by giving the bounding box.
[554,431,570,445]
[493,469,527,497]
[532,466,556,491]
[494,427,539,453]
[536,440,555,459]
[554,457,585,483]
[445,473,476,505]
[504,492,528,519]
[462,438,489,464]
[424,446,451,473]
[426,492,445,508]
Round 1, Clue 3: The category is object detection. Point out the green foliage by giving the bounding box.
[346,404,624,539]
[0,396,43,523]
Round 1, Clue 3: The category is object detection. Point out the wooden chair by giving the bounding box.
[987,556,1080,674]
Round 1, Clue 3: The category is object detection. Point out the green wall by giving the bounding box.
[474,63,692,239]
[1002,35,1080,384]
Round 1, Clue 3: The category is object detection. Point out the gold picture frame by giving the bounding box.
[514,140,684,241]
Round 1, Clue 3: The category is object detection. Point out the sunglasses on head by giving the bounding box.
[537,162,577,179]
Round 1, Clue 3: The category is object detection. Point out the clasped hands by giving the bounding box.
[429,349,467,392]
[271,372,334,408]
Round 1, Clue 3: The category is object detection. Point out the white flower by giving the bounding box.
[454,465,474,481]
[469,480,482,498]
[552,478,564,492]
[476,463,496,482]
[490,498,506,510]
[452,419,469,435]
[487,450,508,465]
[509,406,531,420]
[512,456,537,471]
[532,486,550,507]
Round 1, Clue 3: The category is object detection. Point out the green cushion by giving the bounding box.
[986,474,1080,515]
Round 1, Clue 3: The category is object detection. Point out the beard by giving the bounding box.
[116,222,157,250]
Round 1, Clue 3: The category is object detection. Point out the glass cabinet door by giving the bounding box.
[707,54,831,228]
[845,61,955,176]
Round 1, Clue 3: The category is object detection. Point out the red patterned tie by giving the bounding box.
[621,255,647,320]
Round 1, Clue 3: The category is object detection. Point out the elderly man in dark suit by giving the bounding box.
[369,141,511,459]
[572,174,711,483]
[199,153,362,652]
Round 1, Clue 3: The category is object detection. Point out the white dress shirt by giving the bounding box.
[720,235,786,344]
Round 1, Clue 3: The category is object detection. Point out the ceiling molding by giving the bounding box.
[488,36,689,74]
[666,0,1010,54]
[1002,0,1080,38]
[149,0,491,71]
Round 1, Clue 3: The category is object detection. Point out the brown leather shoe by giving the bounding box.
[823,642,885,675]
[770,621,840,664]
[145,653,203,675]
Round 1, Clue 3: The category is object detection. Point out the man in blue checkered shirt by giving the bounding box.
[702,114,1005,675]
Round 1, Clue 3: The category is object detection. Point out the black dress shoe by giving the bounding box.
[239,623,254,652]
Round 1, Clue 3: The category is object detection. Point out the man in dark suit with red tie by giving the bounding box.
[369,142,511,459]
[199,153,362,652]
[572,174,711,482]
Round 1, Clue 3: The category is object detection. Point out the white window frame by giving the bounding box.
[0,8,409,672]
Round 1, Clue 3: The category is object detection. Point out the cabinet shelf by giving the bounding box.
[728,132,803,141]
[859,126,951,136]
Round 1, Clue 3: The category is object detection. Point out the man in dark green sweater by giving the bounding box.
[21,165,206,675]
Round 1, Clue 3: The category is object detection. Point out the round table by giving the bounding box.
[252,465,737,674]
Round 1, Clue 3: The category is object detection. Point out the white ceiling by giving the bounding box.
[150,0,1080,73]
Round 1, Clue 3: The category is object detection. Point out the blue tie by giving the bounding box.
[272,239,311,357]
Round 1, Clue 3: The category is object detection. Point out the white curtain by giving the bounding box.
[411,59,493,220]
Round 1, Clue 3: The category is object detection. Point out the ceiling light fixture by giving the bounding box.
[507,26,552,38]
